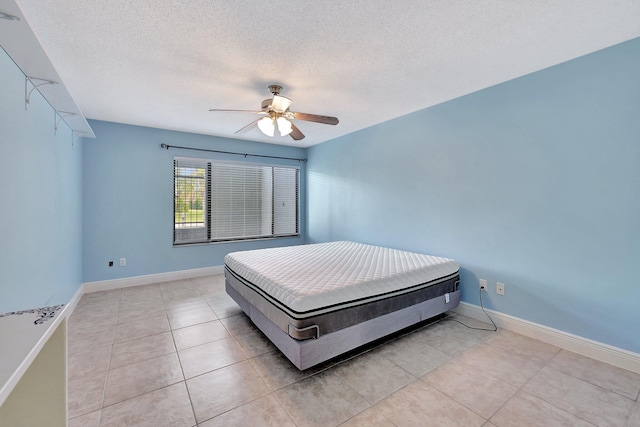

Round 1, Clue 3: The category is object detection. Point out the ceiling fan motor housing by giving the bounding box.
[268,85,282,96]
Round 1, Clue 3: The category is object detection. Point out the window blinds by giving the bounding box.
[174,157,299,245]
[210,163,273,240]
[273,167,299,236]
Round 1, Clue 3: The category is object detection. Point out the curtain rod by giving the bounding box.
[160,143,307,163]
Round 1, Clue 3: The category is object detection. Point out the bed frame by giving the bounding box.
[225,267,461,370]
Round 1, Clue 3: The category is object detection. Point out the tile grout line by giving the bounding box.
[95,288,123,425]
[416,333,494,423]
[68,288,122,425]
[480,339,564,424]
[192,278,334,425]
[106,290,122,423]
[504,352,602,426]
[269,387,301,427]
[92,284,198,422]
[161,281,199,426]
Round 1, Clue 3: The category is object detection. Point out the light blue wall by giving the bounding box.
[0,48,83,313]
[307,38,640,353]
[82,120,307,282]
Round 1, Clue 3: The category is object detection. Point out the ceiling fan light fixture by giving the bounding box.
[257,117,275,137]
[277,117,293,136]
[271,95,293,112]
[210,85,338,142]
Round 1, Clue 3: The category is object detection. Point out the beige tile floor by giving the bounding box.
[67,275,640,427]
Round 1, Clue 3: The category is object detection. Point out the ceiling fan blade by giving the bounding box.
[290,112,339,125]
[235,119,260,134]
[271,95,293,112]
[209,109,267,114]
[289,122,305,141]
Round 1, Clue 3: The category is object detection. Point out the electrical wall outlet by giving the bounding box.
[479,279,487,291]
[497,282,505,295]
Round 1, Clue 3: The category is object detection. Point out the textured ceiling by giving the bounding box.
[13,0,640,147]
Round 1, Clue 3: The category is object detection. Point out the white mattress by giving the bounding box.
[224,241,459,318]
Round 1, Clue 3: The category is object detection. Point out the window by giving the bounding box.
[174,157,299,245]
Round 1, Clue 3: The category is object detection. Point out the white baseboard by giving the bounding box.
[454,302,640,375]
[81,265,225,294]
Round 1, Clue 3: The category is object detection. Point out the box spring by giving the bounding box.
[226,278,461,370]
[225,266,459,340]
[223,241,461,370]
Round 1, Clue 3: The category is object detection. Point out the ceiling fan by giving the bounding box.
[209,85,339,141]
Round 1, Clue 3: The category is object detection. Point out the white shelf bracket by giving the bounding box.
[54,110,77,134]
[71,130,88,147]
[25,76,58,110]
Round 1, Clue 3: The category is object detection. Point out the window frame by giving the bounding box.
[173,156,300,246]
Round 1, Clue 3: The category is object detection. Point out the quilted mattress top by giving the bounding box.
[224,241,459,315]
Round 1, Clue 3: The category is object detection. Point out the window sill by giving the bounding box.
[173,234,301,247]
